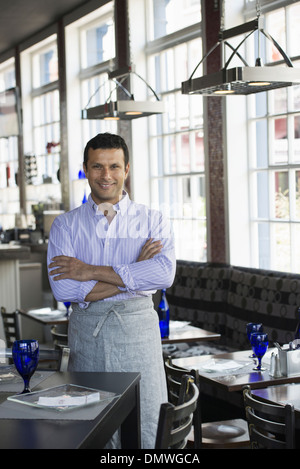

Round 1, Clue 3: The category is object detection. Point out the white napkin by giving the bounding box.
[169,321,191,330]
[28,308,65,318]
[37,391,100,407]
[198,359,249,373]
[28,307,52,315]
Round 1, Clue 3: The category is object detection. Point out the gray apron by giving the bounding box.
[68,296,168,449]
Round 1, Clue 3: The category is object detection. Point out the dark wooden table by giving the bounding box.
[19,308,69,326]
[162,321,221,344]
[173,349,300,392]
[252,383,300,449]
[252,383,300,413]
[0,371,141,449]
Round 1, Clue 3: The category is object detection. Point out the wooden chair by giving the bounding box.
[50,325,68,350]
[1,306,69,371]
[243,386,295,449]
[165,357,250,448]
[155,374,199,449]
[1,306,21,347]
[38,347,70,371]
[3,346,70,372]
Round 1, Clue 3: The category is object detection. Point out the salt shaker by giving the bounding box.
[269,352,275,376]
[274,354,281,377]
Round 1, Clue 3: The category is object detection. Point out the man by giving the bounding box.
[47,132,176,448]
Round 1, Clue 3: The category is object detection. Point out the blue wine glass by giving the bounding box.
[250,332,268,371]
[64,301,71,317]
[12,339,39,393]
[246,323,263,357]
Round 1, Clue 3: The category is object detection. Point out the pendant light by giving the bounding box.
[182,1,300,96]
[81,65,165,120]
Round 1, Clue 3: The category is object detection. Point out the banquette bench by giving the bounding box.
[165,260,300,422]
[167,260,300,352]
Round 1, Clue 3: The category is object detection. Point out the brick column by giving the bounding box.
[202,0,228,263]
[114,0,132,196]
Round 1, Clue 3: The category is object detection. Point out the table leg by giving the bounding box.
[121,381,141,449]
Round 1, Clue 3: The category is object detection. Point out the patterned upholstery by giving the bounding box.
[226,265,300,349]
[167,260,300,350]
[167,261,230,342]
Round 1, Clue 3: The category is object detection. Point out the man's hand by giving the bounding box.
[85,281,121,302]
[137,238,163,261]
[48,256,92,282]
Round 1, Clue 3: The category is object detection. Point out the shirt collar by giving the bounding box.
[115,191,130,215]
[88,191,130,215]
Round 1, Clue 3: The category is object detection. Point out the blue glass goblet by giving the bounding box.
[250,332,268,371]
[246,323,263,358]
[63,301,71,317]
[12,339,39,394]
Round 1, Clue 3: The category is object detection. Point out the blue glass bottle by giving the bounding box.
[157,289,169,338]
[78,168,86,179]
[82,190,87,204]
[79,168,87,204]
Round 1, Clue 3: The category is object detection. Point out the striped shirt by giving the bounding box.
[47,192,176,308]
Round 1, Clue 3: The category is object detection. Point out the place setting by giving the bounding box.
[182,322,271,378]
[0,339,119,421]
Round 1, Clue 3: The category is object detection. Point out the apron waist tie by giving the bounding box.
[93,304,125,338]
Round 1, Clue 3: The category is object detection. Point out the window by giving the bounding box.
[146,0,205,261]
[32,43,58,88]
[0,59,19,229]
[65,2,117,208]
[32,89,60,184]
[79,6,117,159]
[28,39,60,186]
[80,16,115,69]
[247,2,300,272]
[21,35,62,213]
[0,59,18,189]
[148,0,201,40]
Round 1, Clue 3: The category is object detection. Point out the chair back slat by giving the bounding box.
[155,374,199,449]
[37,347,70,371]
[164,357,202,447]
[1,307,21,348]
[50,325,68,350]
[243,386,295,449]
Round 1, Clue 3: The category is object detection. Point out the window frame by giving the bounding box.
[246,1,300,272]
[145,1,205,262]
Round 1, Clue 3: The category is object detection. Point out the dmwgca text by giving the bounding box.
[144,453,200,464]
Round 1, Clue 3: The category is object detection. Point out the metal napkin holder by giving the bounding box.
[278,346,300,377]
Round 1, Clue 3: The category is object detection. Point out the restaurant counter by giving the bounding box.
[0,245,30,342]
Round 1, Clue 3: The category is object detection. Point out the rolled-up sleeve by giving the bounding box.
[114,250,175,292]
[113,210,176,292]
[47,217,97,308]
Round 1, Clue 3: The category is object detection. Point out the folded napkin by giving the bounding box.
[37,391,100,407]
[169,321,195,333]
[197,359,250,373]
[28,308,65,317]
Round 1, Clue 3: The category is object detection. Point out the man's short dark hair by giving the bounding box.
[83,133,129,168]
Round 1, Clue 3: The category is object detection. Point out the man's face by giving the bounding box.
[84,147,129,205]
